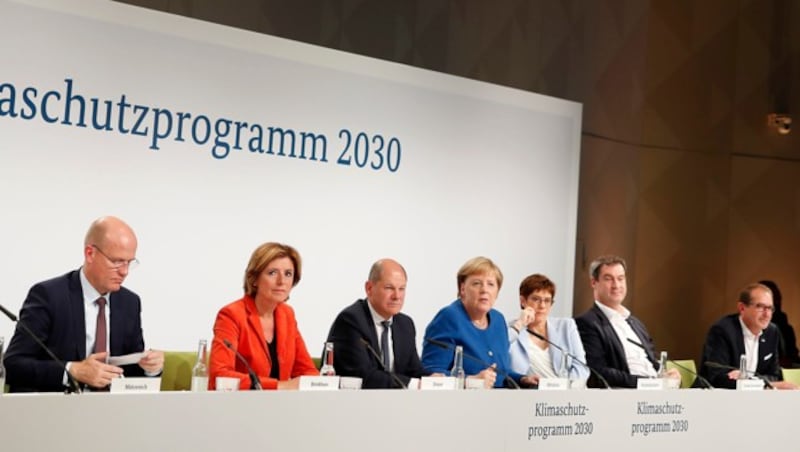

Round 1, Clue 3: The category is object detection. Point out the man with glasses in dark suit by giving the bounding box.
[699,282,796,389]
[4,216,164,392]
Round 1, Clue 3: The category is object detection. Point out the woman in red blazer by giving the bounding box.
[209,242,319,390]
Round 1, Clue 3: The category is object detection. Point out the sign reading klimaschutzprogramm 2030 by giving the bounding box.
[0,0,581,353]
[0,78,403,170]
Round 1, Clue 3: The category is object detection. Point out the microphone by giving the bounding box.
[625,338,714,389]
[0,303,82,394]
[704,361,775,389]
[222,339,262,390]
[358,338,407,389]
[527,329,611,389]
[425,338,520,389]
[666,359,714,389]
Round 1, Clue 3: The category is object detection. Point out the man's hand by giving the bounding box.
[69,352,124,388]
[138,350,164,374]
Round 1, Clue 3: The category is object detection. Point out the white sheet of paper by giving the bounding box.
[107,352,146,366]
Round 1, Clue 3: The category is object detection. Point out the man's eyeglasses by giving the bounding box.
[746,302,774,313]
[92,245,139,270]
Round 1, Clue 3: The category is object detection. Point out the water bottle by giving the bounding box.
[190,339,208,392]
[320,342,336,376]
[558,352,570,379]
[738,354,748,380]
[657,351,668,378]
[450,345,465,389]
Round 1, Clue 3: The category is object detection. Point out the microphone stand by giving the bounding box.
[0,303,82,394]
[222,339,262,390]
[526,329,611,389]
[359,338,407,389]
[666,359,714,389]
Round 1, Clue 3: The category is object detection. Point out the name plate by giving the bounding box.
[299,376,340,391]
[636,378,674,390]
[420,376,457,390]
[538,377,569,391]
[406,377,420,390]
[338,376,362,390]
[110,377,161,393]
[736,378,764,391]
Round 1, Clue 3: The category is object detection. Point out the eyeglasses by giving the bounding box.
[91,245,139,270]
[746,302,774,313]
[527,295,553,306]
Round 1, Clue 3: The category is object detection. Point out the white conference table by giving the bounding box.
[0,388,794,451]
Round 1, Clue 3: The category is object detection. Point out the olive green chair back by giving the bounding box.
[666,359,697,388]
[161,351,199,391]
[781,368,800,386]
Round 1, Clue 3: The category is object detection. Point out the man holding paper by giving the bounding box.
[4,216,163,392]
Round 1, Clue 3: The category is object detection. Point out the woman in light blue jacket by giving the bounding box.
[508,274,589,386]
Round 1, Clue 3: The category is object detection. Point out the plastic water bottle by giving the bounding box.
[190,339,208,392]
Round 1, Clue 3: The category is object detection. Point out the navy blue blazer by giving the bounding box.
[4,270,147,392]
[326,299,425,388]
[576,303,659,388]
[699,313,781,389]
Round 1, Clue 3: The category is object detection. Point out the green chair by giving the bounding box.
[160,351,198,391]
[666,359,697,388]
[781,368,800,386]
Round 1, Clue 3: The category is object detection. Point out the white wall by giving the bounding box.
[0,0,582,353]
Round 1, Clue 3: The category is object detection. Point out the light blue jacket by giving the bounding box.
[508,316,589,382]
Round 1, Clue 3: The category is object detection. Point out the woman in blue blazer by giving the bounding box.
[508,274,589,386]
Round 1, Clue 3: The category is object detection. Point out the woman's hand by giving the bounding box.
[512,307,536,332]
[475,365,497,388]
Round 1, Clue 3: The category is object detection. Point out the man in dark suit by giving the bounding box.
[699,283,796,389]
[576,255,680,388]
[4,216,164,392]
[326,259,425,388]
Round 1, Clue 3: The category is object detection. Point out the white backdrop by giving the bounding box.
[0,0,582,353]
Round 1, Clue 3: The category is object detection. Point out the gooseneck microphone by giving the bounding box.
[222,339,262,390]
[704,361,775,389]
[527,329,611,389]
[625,337,714,389]
[0,303,82,394]
[358,338,407,389]
[425,338,520,389]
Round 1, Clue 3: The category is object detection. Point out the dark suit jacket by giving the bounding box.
[576,303,659,388]
[326,299,425,388]
[4,270,147,392]
[699,313,781,389]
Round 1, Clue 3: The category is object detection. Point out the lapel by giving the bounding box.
[594,305,627,366]
[545,320,565,368]
[244,296,270,365]
[358,299,381,351]
[68,271,87,360]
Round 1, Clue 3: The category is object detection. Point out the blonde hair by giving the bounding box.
[456,256,503,296]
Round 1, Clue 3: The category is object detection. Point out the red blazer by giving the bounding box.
[209,295,319,390]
